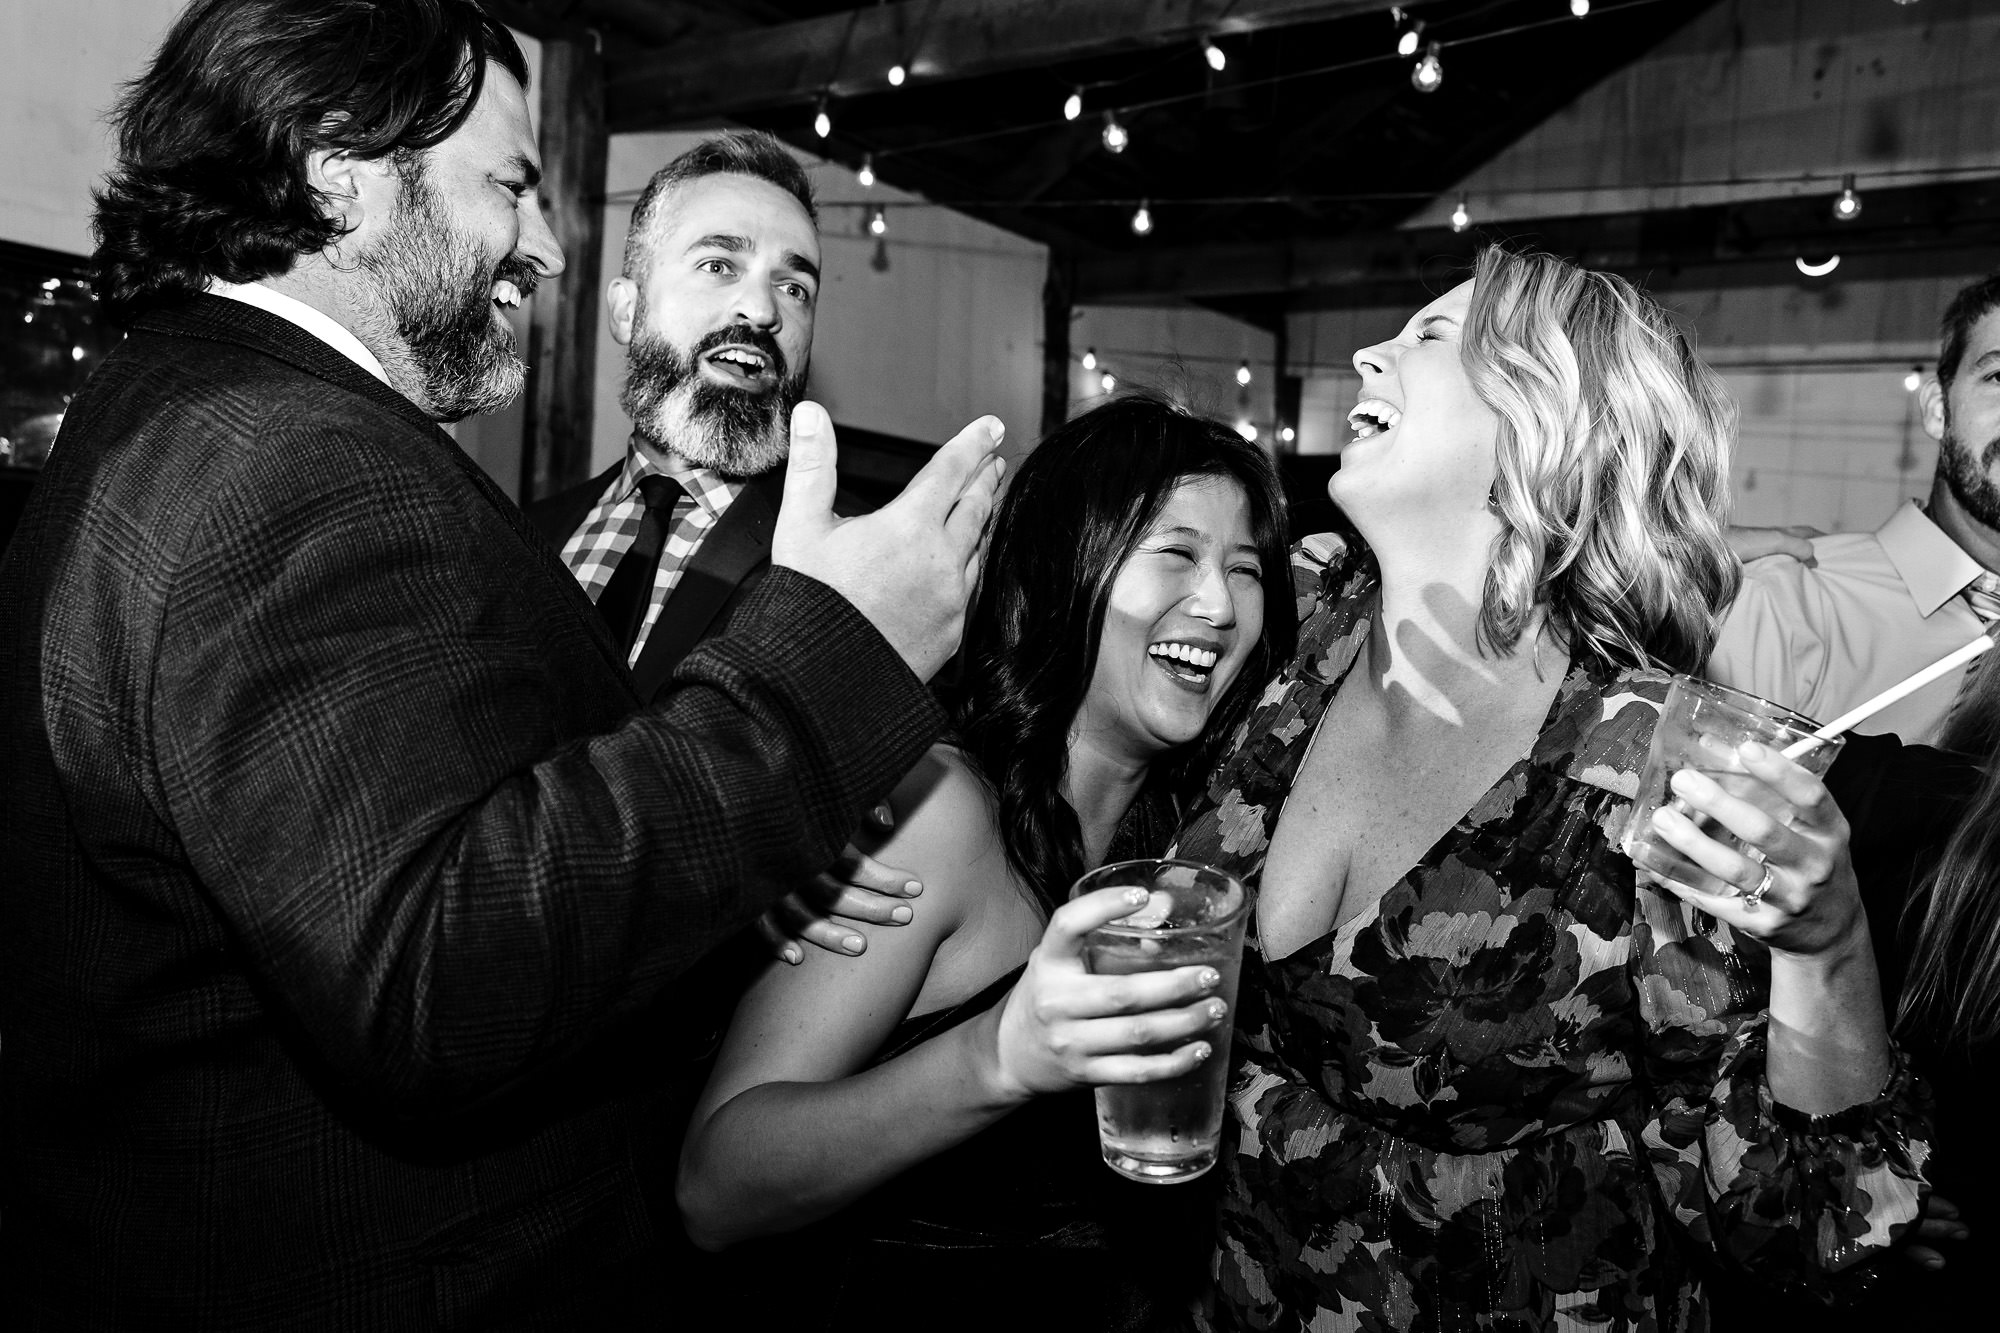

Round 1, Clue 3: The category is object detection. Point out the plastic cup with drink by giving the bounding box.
[1069,858,1249,1184]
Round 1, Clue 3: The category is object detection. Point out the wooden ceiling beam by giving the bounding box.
[605,0,1416,132]
[1071,176,2000,307]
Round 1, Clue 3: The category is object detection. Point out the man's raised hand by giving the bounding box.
[772,401,1004,681]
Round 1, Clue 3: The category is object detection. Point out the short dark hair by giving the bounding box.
[947,393,1294,911]
[622,132,818,284]
[1939,271,2000,393]
[92,0,528,322]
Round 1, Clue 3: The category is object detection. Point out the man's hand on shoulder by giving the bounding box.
[1726,524,1823,568]
[771,402,1004,681]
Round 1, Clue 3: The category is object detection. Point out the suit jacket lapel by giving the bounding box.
[629,470,782,701]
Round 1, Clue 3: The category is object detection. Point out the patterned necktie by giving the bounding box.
[1937,570,2000,742]
[594,474,684,656]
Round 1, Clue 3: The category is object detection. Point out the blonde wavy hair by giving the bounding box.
[1462,247,1739,673]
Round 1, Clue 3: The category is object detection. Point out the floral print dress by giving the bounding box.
[1169,537,1931,1333]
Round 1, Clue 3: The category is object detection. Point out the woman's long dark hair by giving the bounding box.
[92,0,527,322]
[945,394,1294,912]
[1904,647,2000,1045]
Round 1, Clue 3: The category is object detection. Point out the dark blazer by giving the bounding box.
[529,455,863,702]
[0,295,941,1329]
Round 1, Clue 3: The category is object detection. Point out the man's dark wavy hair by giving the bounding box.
[92,0,528,322]
[1938,270,2000,393]
[946,393,1294,913]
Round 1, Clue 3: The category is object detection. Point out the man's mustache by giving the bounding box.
[691,323,788,384]
[495,255,540,301]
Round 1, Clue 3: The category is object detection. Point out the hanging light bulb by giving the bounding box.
[1101,111,1129,153]
[1130,201,1154,236]
[1280,425,1297,444]
[1236,421,1258,442]
[1904,365,1924,393]
[868,206,887,237]
[1832,172,1863,221]
[813,97,832,139]
[1063,88,1083,121]
[1203,39,1227,73]
[1396,13,1423,59]
[1412,42,1443,93]
[887,63,907,87]
[1100,371,1117,394]
[1081,347,1098,371]
[1570,0,1591,17]
[856,154,876,188]
[1235,360,1252,387]
[1450,198,1471,232]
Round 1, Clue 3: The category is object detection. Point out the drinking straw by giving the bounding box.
[1779,633,1997,759]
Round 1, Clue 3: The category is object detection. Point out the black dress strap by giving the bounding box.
[875,964,1026,1064]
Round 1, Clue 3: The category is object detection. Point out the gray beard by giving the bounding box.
[618,327,806,478]
[1938,408,2000,532]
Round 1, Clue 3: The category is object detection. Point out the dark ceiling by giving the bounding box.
[485,0,2000,325]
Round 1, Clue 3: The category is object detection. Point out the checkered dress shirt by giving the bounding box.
[558,443,745,667]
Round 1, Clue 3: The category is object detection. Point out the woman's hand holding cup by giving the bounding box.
[987,885,1226,1102]
[1631,740,1868,959]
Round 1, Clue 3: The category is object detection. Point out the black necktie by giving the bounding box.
[594,475,683,656]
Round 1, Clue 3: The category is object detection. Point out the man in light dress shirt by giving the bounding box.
[1708,272,2000,745]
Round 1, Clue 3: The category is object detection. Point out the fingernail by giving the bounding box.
[792,402,823,436]
[1198,968,1222,990]
[904,880,923,896]
[1206,999,1229,1022]
[782,947,802,965]
[1925,1256,1944,1270]
[1191,1042,1213,1062]
[1123,887,1150,905]
[1740,741,1767,759]
[842,935,864,954]
[890,905,913,924]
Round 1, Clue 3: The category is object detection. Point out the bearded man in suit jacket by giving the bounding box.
[0,1,1001,1328]
[531,135,831,704]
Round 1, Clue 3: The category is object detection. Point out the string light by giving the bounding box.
[868,206,887,237]
[1393,8,1423,59]
[1280,426,1296,444]
[1063,88,1083,121]
[1081,347,1098,371]
[1833,172,1863,221]
[1237,421,1258,442]
[1130,201,1153,235]
[888,63,907,87]
[1235,360,1252,386]
[856,154,876,188]
[1102,111,1129,153]
[1905,365,1924,392]
[1412,42,1443,93]
[1570,0,1590,16]
[1100,371,1117,393]
[1795,254,1840,277]
[1450,197,1471,232]
[813,96,832,139]
[1203,39,1227,73]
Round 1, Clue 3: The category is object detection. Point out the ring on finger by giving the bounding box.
[1745,845,1768,866]
[1740,862,1775,909]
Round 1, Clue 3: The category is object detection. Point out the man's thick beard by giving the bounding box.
[358,163,533,423]
[1939,407,2000,531]
[619,320,805,478]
